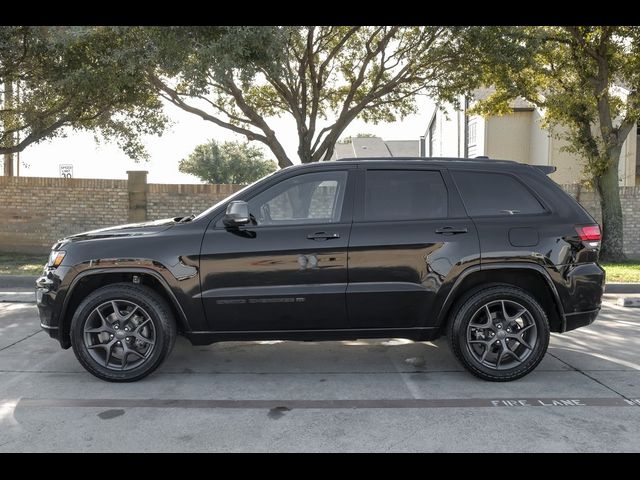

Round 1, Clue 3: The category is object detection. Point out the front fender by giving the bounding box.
[54,258,204,348]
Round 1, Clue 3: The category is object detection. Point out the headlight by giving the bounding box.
[48,250,66,268]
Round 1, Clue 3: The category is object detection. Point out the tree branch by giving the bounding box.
[150,74,269,143]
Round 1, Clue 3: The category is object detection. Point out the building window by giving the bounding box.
[467,120,477,146]
[428,116,437,157]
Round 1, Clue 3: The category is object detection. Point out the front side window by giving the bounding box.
[247,171,348,226]
[452,171,545,216]
[364,170,448,221]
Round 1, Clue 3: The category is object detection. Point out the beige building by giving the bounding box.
[425,95,639,186]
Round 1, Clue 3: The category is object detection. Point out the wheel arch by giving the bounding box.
[58,268,190,349]
[436,263,565,334]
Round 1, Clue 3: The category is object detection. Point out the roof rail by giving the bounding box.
[333,156,522,166]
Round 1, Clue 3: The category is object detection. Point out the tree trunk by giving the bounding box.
[3,79,15,177]
[595,148,626,261]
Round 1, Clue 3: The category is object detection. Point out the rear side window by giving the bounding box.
[452,171,544,216]
[364,170,447,221]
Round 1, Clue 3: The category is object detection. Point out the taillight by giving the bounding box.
[575,225,601,241]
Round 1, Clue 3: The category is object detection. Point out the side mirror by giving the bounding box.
[223,201,250,227]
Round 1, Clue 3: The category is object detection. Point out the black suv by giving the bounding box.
[36,158,605,382]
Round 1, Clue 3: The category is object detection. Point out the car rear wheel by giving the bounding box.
[70,283,177,382]
[448,284,550,381]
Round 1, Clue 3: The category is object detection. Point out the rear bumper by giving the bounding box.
[557,262,605,332]
[564,308,600,332]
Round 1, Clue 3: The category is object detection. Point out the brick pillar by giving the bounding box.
[127,170,148,222]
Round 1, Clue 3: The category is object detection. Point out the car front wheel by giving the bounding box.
[70,283,177,382]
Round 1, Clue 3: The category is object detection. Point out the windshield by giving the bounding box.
[192,170,281,221]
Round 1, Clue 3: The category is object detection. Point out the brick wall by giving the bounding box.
[147,183,239,220]
[0,176,129,253]
[0,173,240,253]
[561,184,640,257]
[1,173,640,256]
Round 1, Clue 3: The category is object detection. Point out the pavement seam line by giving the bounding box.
[547,350,636,403]
[385,350,424,399]
[7,397,639,409]
[0,330,42,353]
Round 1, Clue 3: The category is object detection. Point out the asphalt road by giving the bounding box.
[1,293,639,452]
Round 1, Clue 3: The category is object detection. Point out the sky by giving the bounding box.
[17,96,435,184]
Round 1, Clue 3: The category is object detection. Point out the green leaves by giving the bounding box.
[461,26,640,260]
[149,26,472,167]
[178,139,277,185]
[464,26,640,172]
[1,26,166,162]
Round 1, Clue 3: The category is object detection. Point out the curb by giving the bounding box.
[604,283,640,294]
[0,275,37,289]
[0,291,35,303]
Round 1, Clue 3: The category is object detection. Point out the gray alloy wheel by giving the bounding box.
[70,283,176,382]
[448,284,550,382]
[83,299,157,371]
[465,299,538,370]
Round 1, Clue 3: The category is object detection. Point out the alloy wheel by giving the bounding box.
[465,299,538,370]
[83,299,156,370]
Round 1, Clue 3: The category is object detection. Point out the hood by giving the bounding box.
[55,217,179,247]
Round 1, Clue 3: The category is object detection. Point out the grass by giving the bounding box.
[0,253,48,276]
[601,261,640,283]
[0,252,639,283]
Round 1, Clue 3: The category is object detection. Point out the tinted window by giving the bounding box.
[364,170,447,221]
[248,171,347,225]
[452,171,544,216]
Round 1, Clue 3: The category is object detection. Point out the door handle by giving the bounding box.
[307,232,340,240]
[435,226,468,235]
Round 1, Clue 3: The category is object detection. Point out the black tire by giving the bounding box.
[448,284,550,381]
[70,283,177,382]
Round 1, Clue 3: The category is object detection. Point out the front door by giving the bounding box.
[199,168,354,332]
[347,168,479,329]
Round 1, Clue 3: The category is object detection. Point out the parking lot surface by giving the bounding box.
[1,293,639,452]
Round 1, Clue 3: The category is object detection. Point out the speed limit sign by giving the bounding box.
[59,164,73,178]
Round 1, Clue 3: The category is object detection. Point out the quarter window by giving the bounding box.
[452,171,545,216]
[247,171,347,226]
[364,170,448,221]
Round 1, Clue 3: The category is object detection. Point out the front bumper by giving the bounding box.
[36,266,72,343]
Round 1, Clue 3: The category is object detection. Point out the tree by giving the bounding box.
[0,26,167,175]
[147,26,469,169]
[178,140,277,184]
[463,26,640,261]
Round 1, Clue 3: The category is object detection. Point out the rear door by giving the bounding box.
[347,167,480,330]
[449,169,549,266]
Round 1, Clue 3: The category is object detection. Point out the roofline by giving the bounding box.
[333,156,520,165]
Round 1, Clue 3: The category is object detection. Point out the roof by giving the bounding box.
[385,140,420,157]
[472,87,535,111]
[331,136,420,159]
[283,156,554,174]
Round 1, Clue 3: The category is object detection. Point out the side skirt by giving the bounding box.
[185,327,439,345]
